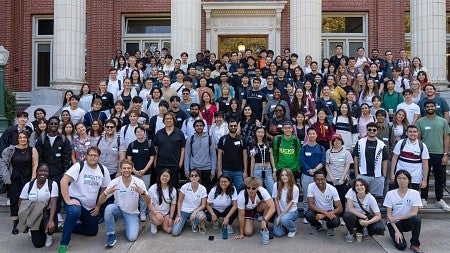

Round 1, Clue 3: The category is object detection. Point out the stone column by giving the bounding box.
[171,0,201,62]
[52,0,86,90]
[410,0,447,84]
[290,0,322,63]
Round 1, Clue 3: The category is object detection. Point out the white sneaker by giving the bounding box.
[45,235,53,247]
[150,224,157,234]
[302,218,309,224]
[57,213,64,222]
[140,212,147,222]
[287,230,297,238]
[340,217,345,226]
[227,224,234,234]
[436,199,450,211]
[421,199,427,207]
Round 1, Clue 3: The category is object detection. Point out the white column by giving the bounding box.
[290,0,322,63]
[171,0,201,62]
[410,0,447,84]
[52,0,86,90]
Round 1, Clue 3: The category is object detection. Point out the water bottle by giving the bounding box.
[222,225,228,240]
[262,228,269,245]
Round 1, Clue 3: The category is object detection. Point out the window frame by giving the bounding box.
[32,16,54,89]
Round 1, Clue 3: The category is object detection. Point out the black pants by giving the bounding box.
[342,211,385,235]
[327,182,348,216]
[30,209,57,248]
[421,153,445,201]
[48,174,63,215]
[305,209,340,229]
[8,178,28,217]
[196,169,215,193]
[206,205,238,225]
[387,216,421,250]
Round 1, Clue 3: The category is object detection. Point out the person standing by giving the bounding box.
[97,159,149,247]
[58,147,111,253]
[0,112,33,156]
[217,119,248,190]
[416,100,450,211]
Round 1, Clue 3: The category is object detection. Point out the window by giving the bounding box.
[321,14,367,59]
[123,16,171,55]
[32,17,54,87]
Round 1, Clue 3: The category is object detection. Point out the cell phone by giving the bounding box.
[262,170,266,179]
[208,235,214,241]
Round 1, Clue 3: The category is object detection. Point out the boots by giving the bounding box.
[12,219,19,235]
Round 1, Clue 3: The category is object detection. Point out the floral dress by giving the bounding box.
[71,136,92,162]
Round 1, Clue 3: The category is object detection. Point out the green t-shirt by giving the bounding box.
[382,91,404,111]
[272,135,300,171]
[416,116,450,154]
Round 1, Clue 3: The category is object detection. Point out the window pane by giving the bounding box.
[447,16,450,33]
[328,41,345,57]
[405,13,410,34]
[126,19,171,34]
[348,42,364,58]
[38,19,54,35]
[322,17,363,33]
[37,44,51,87]
[125,43,140,55]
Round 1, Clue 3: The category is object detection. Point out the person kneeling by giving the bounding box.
[383,170,423,253]
[97,159,150,247]
[305,170,343,236]
[233,177,275,245]
[343,178,384,243]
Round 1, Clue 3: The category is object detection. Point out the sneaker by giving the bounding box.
[362,227,370,240]
[410,245,423,253]
[345,232,354,243]
[212,221,219,230]
[58,245,68,253]
[191,224,198,233]
[198,221,206,234]
[140,212,147,222]
[57,213,63,222]
[308,225,322,236]
[421,199,427,207]
[105,234,117,248]
[57,221,64,232]
[227,224,234,234]
[326,228,334,236]
[340,217,345,226]
[261,229,269,245]
[287,230,297,238]
[150,223,157,234]
[436,199,450,211]
[45,234,53,247]
[302,218,309,224]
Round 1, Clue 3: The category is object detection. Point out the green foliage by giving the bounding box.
[4,87,16,126]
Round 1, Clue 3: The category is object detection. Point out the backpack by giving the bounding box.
[28,179,53,195]
[244,188,263,206]
[274,135,298,164]
[78,161,105,176]
[106,79,122,90]
[96,134,120,150]
[399,138,424,157]
[400,77,408,90]
[190,134,212,158]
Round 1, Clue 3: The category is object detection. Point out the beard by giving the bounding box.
[426,109,435,115]
[190,112,199,118]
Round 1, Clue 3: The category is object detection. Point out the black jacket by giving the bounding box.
[0,125,33,157]
[35,135,72,178]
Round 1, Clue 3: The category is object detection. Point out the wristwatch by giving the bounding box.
[140,191,146,196]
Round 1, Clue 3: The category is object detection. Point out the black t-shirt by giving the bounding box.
[153,128,186,168]
[352,139,388,177]
[170,109,188,129]
[126,140,155,174]
[217,135,247,172]
[245,90,267,120]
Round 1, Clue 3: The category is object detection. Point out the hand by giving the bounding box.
[223,216,229,226]
[90,205,100,216]
[66,199,80,206]
[338,178,344,185]
[324,212,336,220]
[272,172,277,182]
[168,218,173,226]
[330,176,336,183]
[211,214,218,222]
[394,230,404,244]
[156,212,164,223]
[133,183,145,195]
[45,220,56,233]
[316,213,326,220]
[442,155,449,166]
[190,212,196,223]
[388,216,397,224]
[105,185,118,195]
[421,179,427,189]
[359,219,369,227]
[243,172,248,179]
[210,172,215,180]
[276,216,281,226]
[308,169,315,176]
[260,220,267,230]
[234,234,244,240]
[217,171,223,178]
[133,170,141,176]
[174,216,181,224]
[185,173,190,179]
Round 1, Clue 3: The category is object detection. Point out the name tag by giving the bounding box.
[338,157,344,162]
[305,152,312,156]
[187,109,191,112]
[85,142,90,146]
[241,92,245,96]
[177,118,182,121]
[277,124,282,128]
[225,102,229,105]
[326,101,332,105]
[436,105,441,109]
[424,126,431,130]
[55,153,61,157]
[112,147,118,151]
[29,191,38,201]
[270,105,276,109]
[413,150,420,155]
[132,149,139,153]
[257,95,262,98]
[382,137,388,141]
[102,96,107,99]
[234,141,241,146]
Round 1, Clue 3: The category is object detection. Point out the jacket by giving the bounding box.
[0,145,15,184]
[35,135,72,177]
[18,200,47,232]
[0,125,33,157]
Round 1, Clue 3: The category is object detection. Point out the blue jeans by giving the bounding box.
[301,174,314,213]
[60,198,99,246]
[223,170,244,190]
[273,211,299,237]
[171,211,206,236]
[138,174,150,215]
[253,165,274,196]
[104,204,139,242]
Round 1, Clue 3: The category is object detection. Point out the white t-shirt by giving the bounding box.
[207,186,238,213]
[237,187,271,210]
[180,182,207,213]
[66,107,86,124]
[326,148,354,181]
[148,184,177,215]
[171,82,185,98]
[107,79,122,102]
[272,182,299,213]
[307,183,340,211]
[119,124,138,150]
[147,100,160,119]
[106,176,148,214]
[345,189,380,214]
[20,179,59,206]
[383,189,422,218]
[396,102,420,125]
[65,162,111,210]
[393,139,430,184]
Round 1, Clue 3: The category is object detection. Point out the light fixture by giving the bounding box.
[238,44,245,52]
[0,45,9,65]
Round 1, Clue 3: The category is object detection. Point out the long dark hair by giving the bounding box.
[214,174,235,199]
[338,103,354,131]
[156,169,175,205]
[240,105,255,125]
[252,127,269,147]
[292,87,307,115]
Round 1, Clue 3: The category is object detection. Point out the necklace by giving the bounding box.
[257,142,266,163]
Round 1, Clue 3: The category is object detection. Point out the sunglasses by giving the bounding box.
[105,126,115,129]
[229,125,238,128]
[246,187,257,190]
[190,174,199,178]
[367,128,378,132]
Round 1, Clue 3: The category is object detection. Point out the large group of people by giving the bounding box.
[0,45,446,253]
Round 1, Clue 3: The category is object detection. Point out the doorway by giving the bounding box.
[218,35,268,58]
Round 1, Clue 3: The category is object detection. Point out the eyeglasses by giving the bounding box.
[195,125,204,128]
[246,187,257,190]
[105,126,115,129]
[190,174,199,178]
[275,109,283,112]
[87,154,99,158]
[367,128,378,132]
[229,125,238,128]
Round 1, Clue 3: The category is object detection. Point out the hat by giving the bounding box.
[237,63,245,69]
[283,120,293,126]
[331,134,344,144]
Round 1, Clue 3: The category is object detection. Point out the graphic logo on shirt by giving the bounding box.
[279,148,294,155]
[83,174,102,186]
